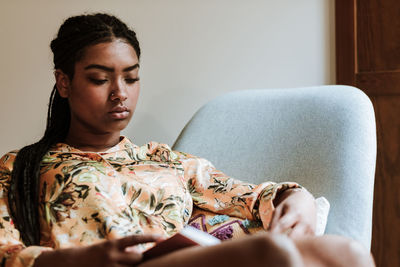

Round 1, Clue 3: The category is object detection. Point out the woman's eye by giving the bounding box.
[125,78,140,84]
[89,78,108,85]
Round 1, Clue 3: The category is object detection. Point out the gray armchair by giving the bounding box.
[172,85,376,249]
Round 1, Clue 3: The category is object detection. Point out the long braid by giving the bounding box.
[8,13,141,246]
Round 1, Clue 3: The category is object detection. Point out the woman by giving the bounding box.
[0,13,373,267]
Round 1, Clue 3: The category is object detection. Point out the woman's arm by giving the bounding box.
[178,153,313,231]
[33,234,162,267]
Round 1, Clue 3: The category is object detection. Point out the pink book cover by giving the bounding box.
[143,226,221,261]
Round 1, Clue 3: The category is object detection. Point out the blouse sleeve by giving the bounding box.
[0,152,52,267]
[178,152,301,230]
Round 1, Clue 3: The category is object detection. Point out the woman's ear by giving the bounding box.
[54,70,71,98]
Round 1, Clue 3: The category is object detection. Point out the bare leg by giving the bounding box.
[139,233,303,267]
[139,233,375,267]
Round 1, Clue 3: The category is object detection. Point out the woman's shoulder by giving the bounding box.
[0,150,19,186]
[0,150,19,171]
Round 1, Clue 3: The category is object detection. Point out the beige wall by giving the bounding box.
[0,0,335,155]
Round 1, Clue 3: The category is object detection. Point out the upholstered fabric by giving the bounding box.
[172,85,376,249]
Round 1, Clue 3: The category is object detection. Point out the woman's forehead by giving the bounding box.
[77,39,139,68]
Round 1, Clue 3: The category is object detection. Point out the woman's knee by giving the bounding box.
[239,233,303,267]
[341,238,375,267]
[295,235,375,267]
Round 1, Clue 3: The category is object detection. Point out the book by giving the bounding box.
[143,226,221,260]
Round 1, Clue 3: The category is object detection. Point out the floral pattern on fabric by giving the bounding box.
[0,137,299,267]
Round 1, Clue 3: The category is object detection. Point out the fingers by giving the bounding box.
[269,203,285,231]
[271,211,298,234]
[116,234,164,250]
[114,250,143,265]
[288,223,309,239]
[105,235,165,265]
[269,189,317,240]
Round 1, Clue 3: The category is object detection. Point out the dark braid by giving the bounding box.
[8,13,141,246]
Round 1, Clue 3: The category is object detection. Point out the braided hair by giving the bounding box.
[8,13,141,246]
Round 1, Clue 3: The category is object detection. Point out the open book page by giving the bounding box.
[143,226,221,260]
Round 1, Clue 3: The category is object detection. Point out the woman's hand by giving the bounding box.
[269,188,317,239]
[34,234,164,267]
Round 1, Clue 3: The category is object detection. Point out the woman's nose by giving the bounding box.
[110,80,128,102]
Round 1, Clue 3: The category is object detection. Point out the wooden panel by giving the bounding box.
[335,0,356,85]
[357,0,400,72]
[356,71,400,96]
[371,96,400,267]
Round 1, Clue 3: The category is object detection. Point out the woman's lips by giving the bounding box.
[109,106,129,119]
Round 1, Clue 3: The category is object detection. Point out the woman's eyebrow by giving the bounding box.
[123,64,140,72]
[84,63,140,72]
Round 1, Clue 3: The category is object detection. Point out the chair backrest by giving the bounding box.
[172,85,376,249]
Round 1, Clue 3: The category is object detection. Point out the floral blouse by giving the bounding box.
[0,137,299,267]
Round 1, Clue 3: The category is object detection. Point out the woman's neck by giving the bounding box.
[65,131,122,152]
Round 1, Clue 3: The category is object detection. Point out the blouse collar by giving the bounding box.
[49,136,137,154]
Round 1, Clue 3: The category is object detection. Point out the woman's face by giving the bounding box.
[57,39,140,136]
